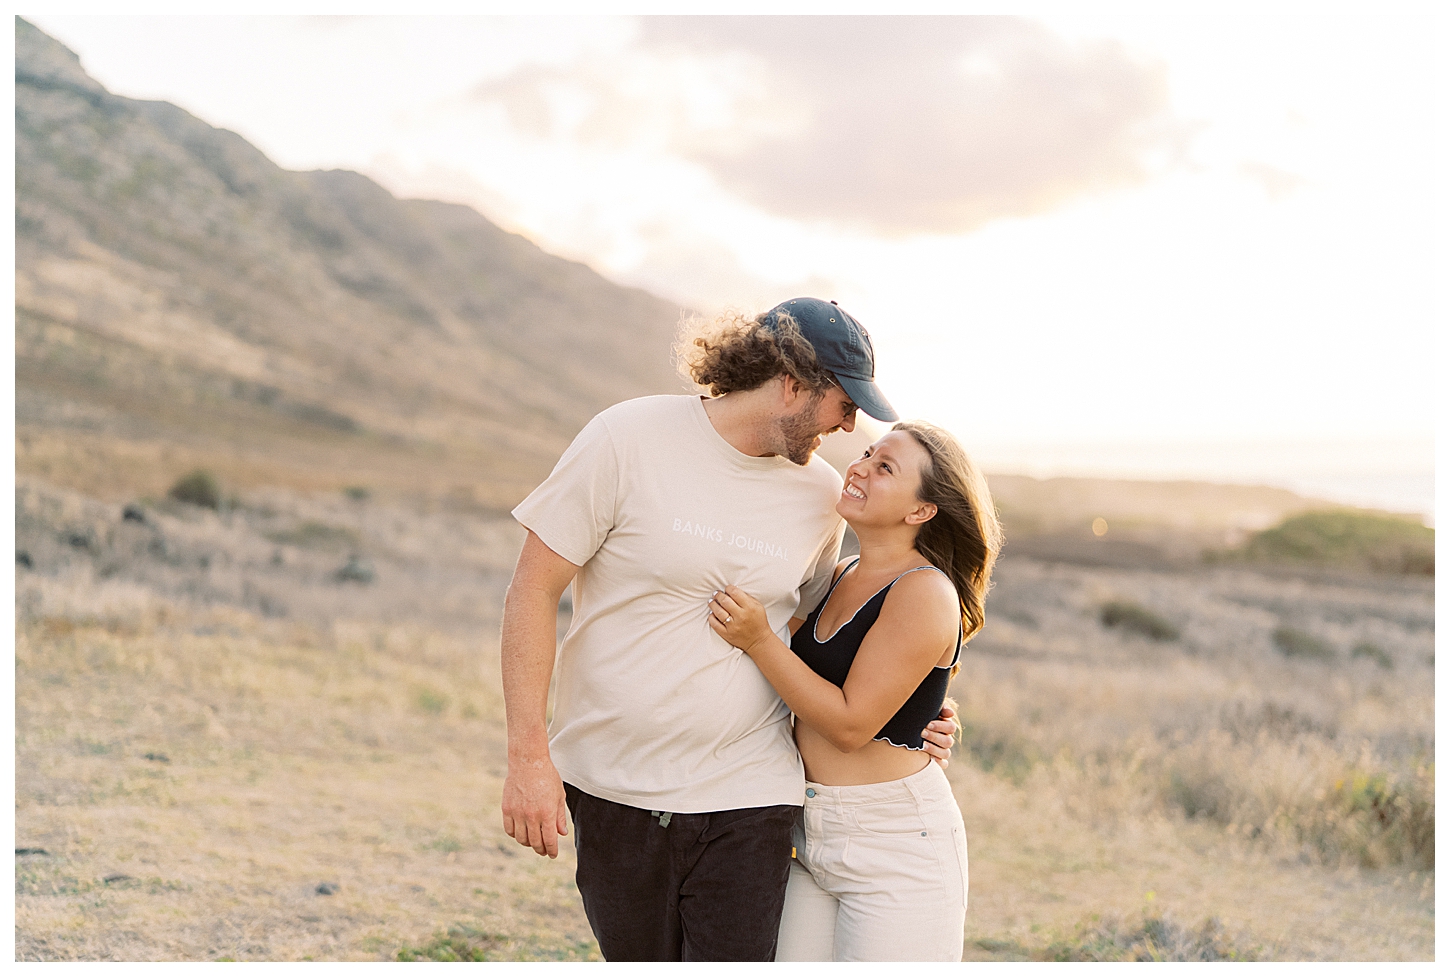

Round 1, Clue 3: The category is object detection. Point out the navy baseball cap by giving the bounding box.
[763,297,898,422]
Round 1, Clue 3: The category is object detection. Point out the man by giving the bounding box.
[500,298,957,961]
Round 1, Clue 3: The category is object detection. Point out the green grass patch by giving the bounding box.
[1273,627,1335,661]
[264,521,360,551]
[15,867,98,898]
[1099,601,1180,642]
[426,835,463,854]
[1231,510,1433,576]
[412,685,449,716]
[395,924,597,962]
[960,723,1039,784]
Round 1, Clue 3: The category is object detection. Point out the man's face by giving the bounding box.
[775,384,858,465]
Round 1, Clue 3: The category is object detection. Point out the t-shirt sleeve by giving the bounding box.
[794,518,846,619]
[511,413,619,567]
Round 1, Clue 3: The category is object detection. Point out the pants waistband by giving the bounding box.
[803,761,946,807]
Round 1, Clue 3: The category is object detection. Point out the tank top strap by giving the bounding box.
[828,556,862,597]
[887,565,944,587]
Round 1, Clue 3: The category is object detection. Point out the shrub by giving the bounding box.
[1149,737,1434,871]
[1273,627,1335,661]
[1040,911,1260,961]
[1284,765,1436,870]
[1237,510,1433,576]
[167,469,220,509]
[335,555,375,583]
[1100,601,1180,641]
[343,486,370,502]
[1350,642,1393,669]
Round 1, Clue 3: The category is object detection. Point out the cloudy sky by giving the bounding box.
[29,13,1439,513]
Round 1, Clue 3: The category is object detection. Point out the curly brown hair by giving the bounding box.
[675,309,839,396]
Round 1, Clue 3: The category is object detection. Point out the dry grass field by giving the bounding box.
[956,556,1434,960]
[14,613,596,961]
[13,475,1435,961]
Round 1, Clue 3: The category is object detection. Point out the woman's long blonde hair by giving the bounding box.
[894,421,1002,660]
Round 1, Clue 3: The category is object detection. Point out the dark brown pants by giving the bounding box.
[563,783,798,961]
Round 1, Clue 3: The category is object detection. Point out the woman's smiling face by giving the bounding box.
[837,430,932,528]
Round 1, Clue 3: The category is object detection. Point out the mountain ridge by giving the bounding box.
[16,17,691,507]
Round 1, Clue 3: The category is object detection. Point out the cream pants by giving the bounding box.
[775,761,968,962]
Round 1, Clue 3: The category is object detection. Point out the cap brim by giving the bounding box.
[837,374,899,423]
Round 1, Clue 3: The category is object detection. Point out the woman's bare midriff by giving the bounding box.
[794,721,932,786]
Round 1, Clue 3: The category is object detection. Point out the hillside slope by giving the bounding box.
[15,18,688,506]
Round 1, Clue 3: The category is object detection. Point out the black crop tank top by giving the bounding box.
[790,558,962,751]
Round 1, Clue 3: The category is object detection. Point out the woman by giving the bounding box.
[708,420,1001,962]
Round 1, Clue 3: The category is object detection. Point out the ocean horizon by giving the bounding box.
[970,437,1434,525]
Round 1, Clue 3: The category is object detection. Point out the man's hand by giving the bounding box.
[500,532,580,860]
[921,699,960,768]
[501,754,570,858]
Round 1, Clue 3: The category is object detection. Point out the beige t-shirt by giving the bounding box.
[512,394,846,813]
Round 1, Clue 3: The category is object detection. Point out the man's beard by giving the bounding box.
[776,396,826,466]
